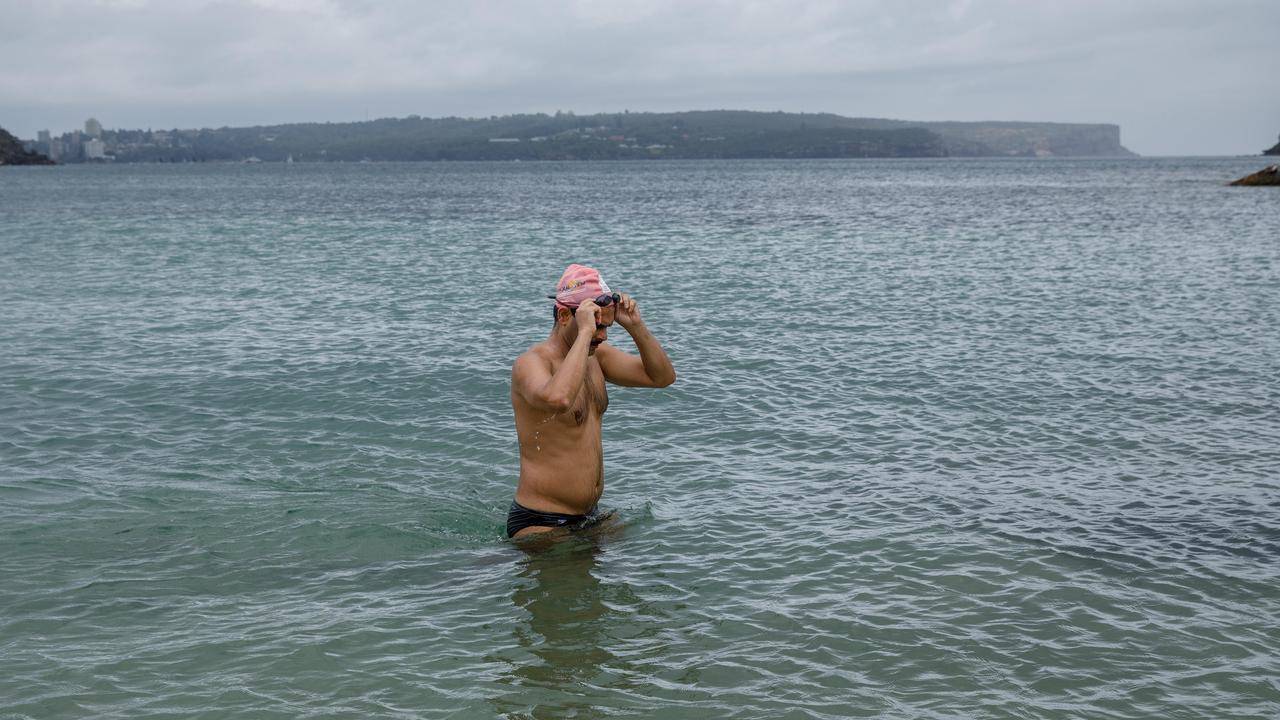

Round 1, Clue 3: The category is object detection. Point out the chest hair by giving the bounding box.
[573,372,609,425]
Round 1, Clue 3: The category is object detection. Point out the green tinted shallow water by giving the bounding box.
[2,159,1278,719]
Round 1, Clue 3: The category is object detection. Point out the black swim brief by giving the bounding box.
[506,500,613,538]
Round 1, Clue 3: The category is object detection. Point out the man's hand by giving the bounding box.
[595,291,675,388]
[615,293,642,330]
[575,300,600,334]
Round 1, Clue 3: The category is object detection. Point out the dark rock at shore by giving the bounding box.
[0,126,55,165]
[1229,165,1280,186]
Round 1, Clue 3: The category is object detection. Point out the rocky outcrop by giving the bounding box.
[1229,165,1280,186]
[0,127,55,165]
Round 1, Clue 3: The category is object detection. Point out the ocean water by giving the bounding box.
[2,158,1278,719]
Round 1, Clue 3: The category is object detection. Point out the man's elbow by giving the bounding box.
[542,392,576,413]
[523,384,574,413]
[654,368,676,388]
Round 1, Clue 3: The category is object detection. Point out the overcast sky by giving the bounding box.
[3,0,1277,155]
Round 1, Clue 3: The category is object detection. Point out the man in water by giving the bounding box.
[507,264,676,539]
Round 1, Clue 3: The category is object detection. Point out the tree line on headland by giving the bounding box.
[18,110,1137,163]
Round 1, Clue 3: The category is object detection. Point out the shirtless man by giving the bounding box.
[507,264,676,539]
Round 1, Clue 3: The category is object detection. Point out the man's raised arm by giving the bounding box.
[598,293,676,388]
[514,302,601,411]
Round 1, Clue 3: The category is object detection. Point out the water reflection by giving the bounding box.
[492,535,619,719]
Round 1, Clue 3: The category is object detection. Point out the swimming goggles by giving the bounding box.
[548,292,621,308]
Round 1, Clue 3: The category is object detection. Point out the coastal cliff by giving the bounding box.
[842,118,1134,157]
[0,127,55,165]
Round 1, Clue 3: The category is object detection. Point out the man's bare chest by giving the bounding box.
[570,369,609,426]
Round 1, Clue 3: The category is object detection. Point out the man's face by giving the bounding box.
[566,304,616,354]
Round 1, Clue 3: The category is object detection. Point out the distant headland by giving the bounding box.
[0,126,54,165]
[20,110,1135,163]
[1264,135,1280,156]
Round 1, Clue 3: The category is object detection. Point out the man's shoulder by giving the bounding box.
[513,341,555,371]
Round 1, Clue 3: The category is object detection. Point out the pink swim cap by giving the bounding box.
[551,264,612,308]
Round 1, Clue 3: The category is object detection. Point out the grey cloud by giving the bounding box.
[1,0,1277,154]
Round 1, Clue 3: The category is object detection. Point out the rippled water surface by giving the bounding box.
[3,159,1279,718]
